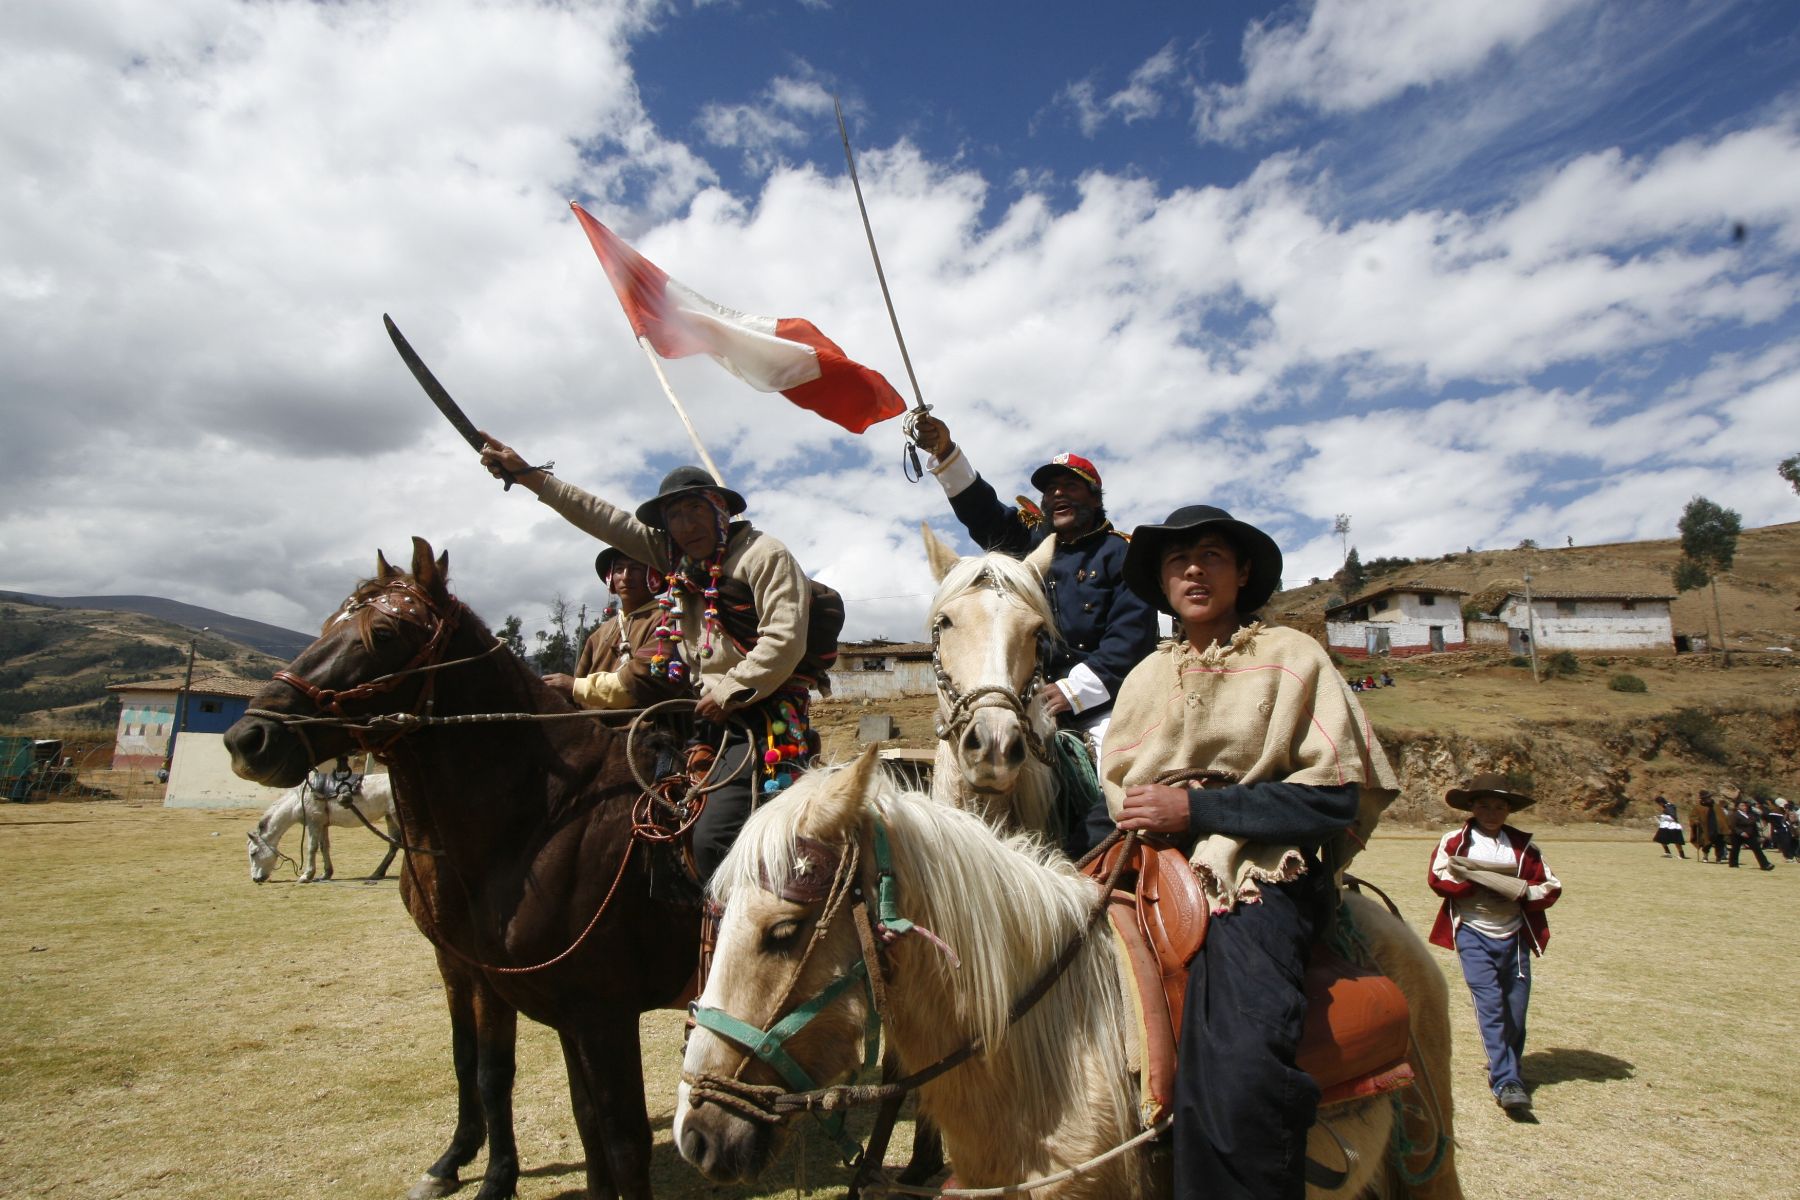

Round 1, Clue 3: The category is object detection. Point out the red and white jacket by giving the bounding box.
[1427,822,1561,955]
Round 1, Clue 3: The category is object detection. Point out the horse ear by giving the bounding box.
[922,523,960,583]
[410,537,449,595]
[375,550,396,581]
[804,744,882,842]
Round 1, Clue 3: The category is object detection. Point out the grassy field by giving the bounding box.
[3,797,1796,1199]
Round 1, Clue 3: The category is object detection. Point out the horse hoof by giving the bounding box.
[405,1174,460,1200]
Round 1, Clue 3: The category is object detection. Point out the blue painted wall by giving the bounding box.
[182,696,251,734]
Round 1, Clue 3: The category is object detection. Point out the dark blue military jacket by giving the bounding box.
[948,474,1161,714]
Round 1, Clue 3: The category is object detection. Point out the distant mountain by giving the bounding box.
[0,592,313,660]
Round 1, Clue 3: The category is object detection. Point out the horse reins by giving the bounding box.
[682,828,1141,1146]
[246,577,741,977]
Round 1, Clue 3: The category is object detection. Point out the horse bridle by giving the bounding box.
[683,822,1138,1173]
[929,609,1051,765]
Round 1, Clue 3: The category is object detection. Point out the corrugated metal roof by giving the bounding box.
[106,674,269,698]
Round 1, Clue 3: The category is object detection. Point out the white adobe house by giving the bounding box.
[823,641,936,701]
[1325,585,1469,659]
[1494,591,1675,654]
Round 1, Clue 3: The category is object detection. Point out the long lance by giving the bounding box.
[833,97,932,479]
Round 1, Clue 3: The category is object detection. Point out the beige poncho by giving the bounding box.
[1100,623,1398,912]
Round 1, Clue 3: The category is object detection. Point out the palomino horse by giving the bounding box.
[921,525,1067,842]
[246,774,400,883]
[226,538,698,1200]
[678,751,1462,1199]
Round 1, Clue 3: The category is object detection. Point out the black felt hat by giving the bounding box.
[594,547,627,580]
[633,466,747,528]
[1445,772,1536,812]
[1122,504,1283,616]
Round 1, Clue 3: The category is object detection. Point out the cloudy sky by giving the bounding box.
[3,0,1797,647]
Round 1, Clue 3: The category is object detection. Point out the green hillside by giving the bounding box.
[0,598,285,728]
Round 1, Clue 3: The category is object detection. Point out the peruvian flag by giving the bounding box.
[571,202,906,435]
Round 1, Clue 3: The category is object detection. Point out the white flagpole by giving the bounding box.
[633,334,727,487]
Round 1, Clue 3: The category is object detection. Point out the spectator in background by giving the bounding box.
[1728,793,1775,871]
[1691,791,1727,864]
[1428,773,1562,1119]
[1768,798,1796,861]
[1652,795,1687,859]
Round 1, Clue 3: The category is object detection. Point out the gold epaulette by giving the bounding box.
[1015,496,1044,529]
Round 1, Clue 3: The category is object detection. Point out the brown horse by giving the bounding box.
[225,538,698,1200]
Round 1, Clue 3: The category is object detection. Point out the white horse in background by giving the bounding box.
[921,525,1068,843]
[247,773,400,883]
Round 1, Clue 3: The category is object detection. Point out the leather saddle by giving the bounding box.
[1081,837,1415,1121]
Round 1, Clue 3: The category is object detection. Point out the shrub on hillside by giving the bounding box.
[1548,650,1580,676]
[1669,707,1728,763]
[1608,674,1648,693]
[1593,656,1614,667]
[1509,655,1531,668]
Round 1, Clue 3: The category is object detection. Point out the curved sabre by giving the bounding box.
[383,313,517,490]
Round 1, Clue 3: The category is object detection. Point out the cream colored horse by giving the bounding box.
[922,524,1066,840]
[676,751,1461,1199]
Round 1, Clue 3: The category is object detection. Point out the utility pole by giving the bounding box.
[162,637,198,779]
[1522,570,1541,684]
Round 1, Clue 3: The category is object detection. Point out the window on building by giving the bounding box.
[199,700,223,714]
[1418,594,1436,606]
[1621,600,1636,611]
[859,658,890,672]
[1556,600,1578,615]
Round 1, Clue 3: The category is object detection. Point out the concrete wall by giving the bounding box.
[163,732,278,809]
[1327,620,1468,659]
[1467,619,1510,647]
[1497,597,1674,652]
[825,660,936,700]
[113,689,177,771]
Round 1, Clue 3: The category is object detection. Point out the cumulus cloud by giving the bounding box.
[1056,41,1188,137]
[1,0,1796,652]
[696,71,837,175]
[1197,0,1594,142]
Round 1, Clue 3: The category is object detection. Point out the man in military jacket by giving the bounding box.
[912,414,1159,746]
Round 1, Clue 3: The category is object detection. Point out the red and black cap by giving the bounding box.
[1029,453,1102,493]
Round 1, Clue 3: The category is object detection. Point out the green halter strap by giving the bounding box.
[687,822,912,1165]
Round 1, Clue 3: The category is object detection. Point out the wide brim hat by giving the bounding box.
[1122,504,1283,616]
[594,547,626,580]
[1029,452,1103,493]
[1445,772,1536,812]
[634,465,747,528]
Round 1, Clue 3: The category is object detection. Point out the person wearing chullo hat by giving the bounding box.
[1097,504,1398,1200]
[476,437,843,881]
[1428,773,1563,1119]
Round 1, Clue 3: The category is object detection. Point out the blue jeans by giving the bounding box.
[1456,924,1531,1093]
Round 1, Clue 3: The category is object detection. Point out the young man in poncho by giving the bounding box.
[1098,504,1396,1200]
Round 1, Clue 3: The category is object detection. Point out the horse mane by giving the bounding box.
[927,553,1062,646]
[714,764,1135,1132]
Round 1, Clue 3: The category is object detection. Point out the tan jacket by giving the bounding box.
[1100,623,1398,911]
[569,600,664,710]
[539,477,809,711]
